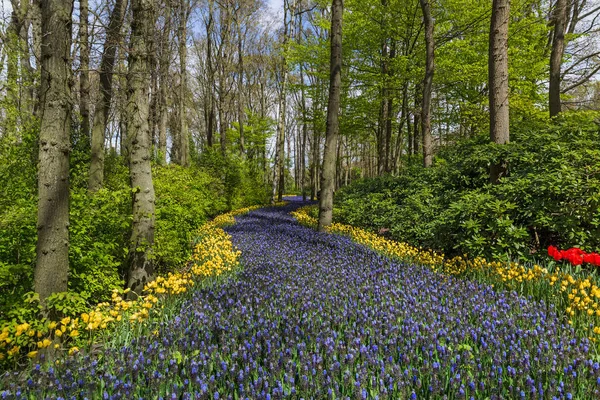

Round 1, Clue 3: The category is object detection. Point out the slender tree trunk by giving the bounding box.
[318,0,343,231]
[311,114,319,201]
[126,0,156,297]
[489,0,510,184]
[157,0,171,164]
[413,104,420,156]
[177,3,190,166]
[272,73,287,203]
[300,65,308,201]
[420,0,434,168]
[79,0,90,140]
[31,0,42,114]
[271,3,289,204]
[549,0,567,117]
[384,42,395,173]
[237,19,245,157]
[88,0,127,191]
[393,82,408,172]
[206,2,216,148]
[35,0,74,304]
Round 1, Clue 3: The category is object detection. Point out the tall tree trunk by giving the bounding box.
[393,82,409,172]
[79,0,90,140]
[318,0,343,231]
[549,0,567,117]
[126,0,156,296]
[88,0,127,191]
[311,101,319,201]
[157,0,171,165]
[420,0,434,167]
[413,86,421,156]
[177,2,190,166]
[31,0,43,115]
[237,18,245,157]
[384,42,395,173]
[35,0,74,304]
[300,66,308,202]
[489,0,510,184]
[205,1,216,148]
[271,3,289,204]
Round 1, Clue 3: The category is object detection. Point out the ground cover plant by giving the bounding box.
[2,202,600,398]
[292,204,600,343]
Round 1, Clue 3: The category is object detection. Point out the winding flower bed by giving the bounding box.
[292,206,600,341]
[0,205,266,370]
[2,203,600,398]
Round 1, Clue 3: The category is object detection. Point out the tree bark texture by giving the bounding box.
[271,4,289,204]
[157,0,171,164]
[489,0,510,184]
[126,0,156,297]
[35,0,74,304]
[549,0,567,117]
[79,0,90,140]
[318,0,343,231]
[420,0,434,168]
[177,2,190,166]
[88,0,127,191]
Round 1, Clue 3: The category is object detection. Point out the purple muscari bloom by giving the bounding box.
[1,200,598,398]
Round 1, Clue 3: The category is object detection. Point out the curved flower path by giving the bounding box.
[2,199,600,399]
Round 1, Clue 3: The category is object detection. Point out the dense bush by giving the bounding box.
[0,148,269,324]
[335,113,600,261]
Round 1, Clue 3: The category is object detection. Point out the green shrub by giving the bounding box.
[153,165,228,274]
[1,148,270,324]
[336,112,600,261]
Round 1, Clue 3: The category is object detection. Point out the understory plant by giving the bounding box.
[335,113,600,262]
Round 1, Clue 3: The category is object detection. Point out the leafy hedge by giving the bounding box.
[335,112,600,261]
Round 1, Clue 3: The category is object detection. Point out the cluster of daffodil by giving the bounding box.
[291,206,600,342]
[1,204,275,366]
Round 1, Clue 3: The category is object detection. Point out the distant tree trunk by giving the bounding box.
[88,0,127,191]
[271,73,287,203]
[205,1,216,148]
[126,0,156,297]
[177,1,190,166]
[157,0,171,165]
[311,101,320,201]
[413,85,421,156]
[420,0,434,168]
[271,4,289,204]
[384,42,395,173]
[549,0,567,118]
[489,0,510,184]
[35,0,73,304]
[318,0,343,231]
[79,0,90,140]
[300,65,308,201]
[393,82,408,172]
[236,17,245,157]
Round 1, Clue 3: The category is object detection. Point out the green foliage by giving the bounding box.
[336,114,600,261]
[45,291,89,318]
[153,164,227,274]
[0,135,269,326]
[198,147,270,210]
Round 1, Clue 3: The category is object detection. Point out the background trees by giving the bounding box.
[0,0,599,331]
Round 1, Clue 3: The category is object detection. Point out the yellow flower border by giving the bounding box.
[291,205,600,342]
[0,203,285,366]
